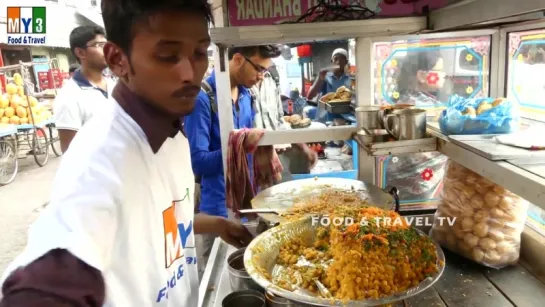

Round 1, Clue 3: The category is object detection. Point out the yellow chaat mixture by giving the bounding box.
[281,189,374,221]
[271,206,440,301]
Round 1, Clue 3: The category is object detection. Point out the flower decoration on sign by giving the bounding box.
[377,45,391,60]
[517,54,524,62]
[421,168,433,181]
[466,86,474,94]
[392,91,400,99]
[509,35,521,55]
[470,39,490,55]
[392,157,399,163]
[465,54,473,62]
[390,59,398,67]
[427,72,439,85]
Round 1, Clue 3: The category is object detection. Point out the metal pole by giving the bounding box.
[300,62,305,97]
[355,37,376,184]
[214,44,234,205]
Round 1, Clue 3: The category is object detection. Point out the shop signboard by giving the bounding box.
[6,6,47,45]
[228,0,448,26]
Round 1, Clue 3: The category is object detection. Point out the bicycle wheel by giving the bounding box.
[0,138,18,185]
[49,125,62,157]
[32,127,49,167]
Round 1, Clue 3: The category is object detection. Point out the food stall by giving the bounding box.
[199,0,545,306]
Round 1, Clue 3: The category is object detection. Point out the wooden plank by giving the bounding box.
[485,265,545,307]
[404,287,446,307]
[433,250,514,307]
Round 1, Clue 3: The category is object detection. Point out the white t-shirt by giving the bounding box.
[1,100,199,306]
[53,77,116,131]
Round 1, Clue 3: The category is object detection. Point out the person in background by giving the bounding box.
[0,0,252,306]
[68,63,80,78]
[184,45,280,277]
[303,48,352,127]
[53,25,116,153]
[253,64,317,176]
[253,63,286,131]
[387,51,448,204]
[308,48,352,99]
[307,48,352,101]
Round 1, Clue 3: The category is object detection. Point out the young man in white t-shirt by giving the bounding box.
[0,1,252,306]
[54,25,116,153]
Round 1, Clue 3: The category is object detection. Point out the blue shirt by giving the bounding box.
[320,72,352,95]
[184,71,255,217]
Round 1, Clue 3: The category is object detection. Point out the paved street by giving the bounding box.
[0,155,61,273]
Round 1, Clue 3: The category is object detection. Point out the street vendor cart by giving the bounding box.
[0,60,61,172]
[200,0,545,306]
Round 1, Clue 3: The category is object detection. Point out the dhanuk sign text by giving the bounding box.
[228,0,448,26]
[7,7,47,45]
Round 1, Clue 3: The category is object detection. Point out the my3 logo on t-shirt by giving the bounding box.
[156,188,197,303]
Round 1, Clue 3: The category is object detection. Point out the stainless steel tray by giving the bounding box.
[244,217,446,306]
[251,178,398,225]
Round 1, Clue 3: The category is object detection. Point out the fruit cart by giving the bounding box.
[0,123,18,185]
[0,60,61,168]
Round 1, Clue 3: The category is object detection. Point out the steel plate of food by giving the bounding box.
[251,178,398,226]
[244,205,445,306]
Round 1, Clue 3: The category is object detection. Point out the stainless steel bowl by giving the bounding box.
[223,289,266,307]
[355,106,382,130]
[228,248,263,292]
[354,129,390,145]
[244,217,446,307]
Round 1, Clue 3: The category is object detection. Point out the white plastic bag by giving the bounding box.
[430,161,529,268]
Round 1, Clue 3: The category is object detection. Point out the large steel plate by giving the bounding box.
[244,217,446,306]
[252,178,395,224]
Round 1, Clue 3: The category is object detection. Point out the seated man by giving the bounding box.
[184,45,280,276]
[305,48,352,122]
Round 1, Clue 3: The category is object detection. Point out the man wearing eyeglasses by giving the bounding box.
[184,45,280,276]
[54,26,115,153]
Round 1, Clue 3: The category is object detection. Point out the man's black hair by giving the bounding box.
[69,63,81,74]
[69,26,106,59]
[228,45,282,60]
[101,0,213,56]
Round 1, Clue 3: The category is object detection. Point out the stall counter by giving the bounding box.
[199,239,235,307]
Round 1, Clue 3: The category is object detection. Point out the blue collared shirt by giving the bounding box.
[184,71,255,217]
[320,72,352,95]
